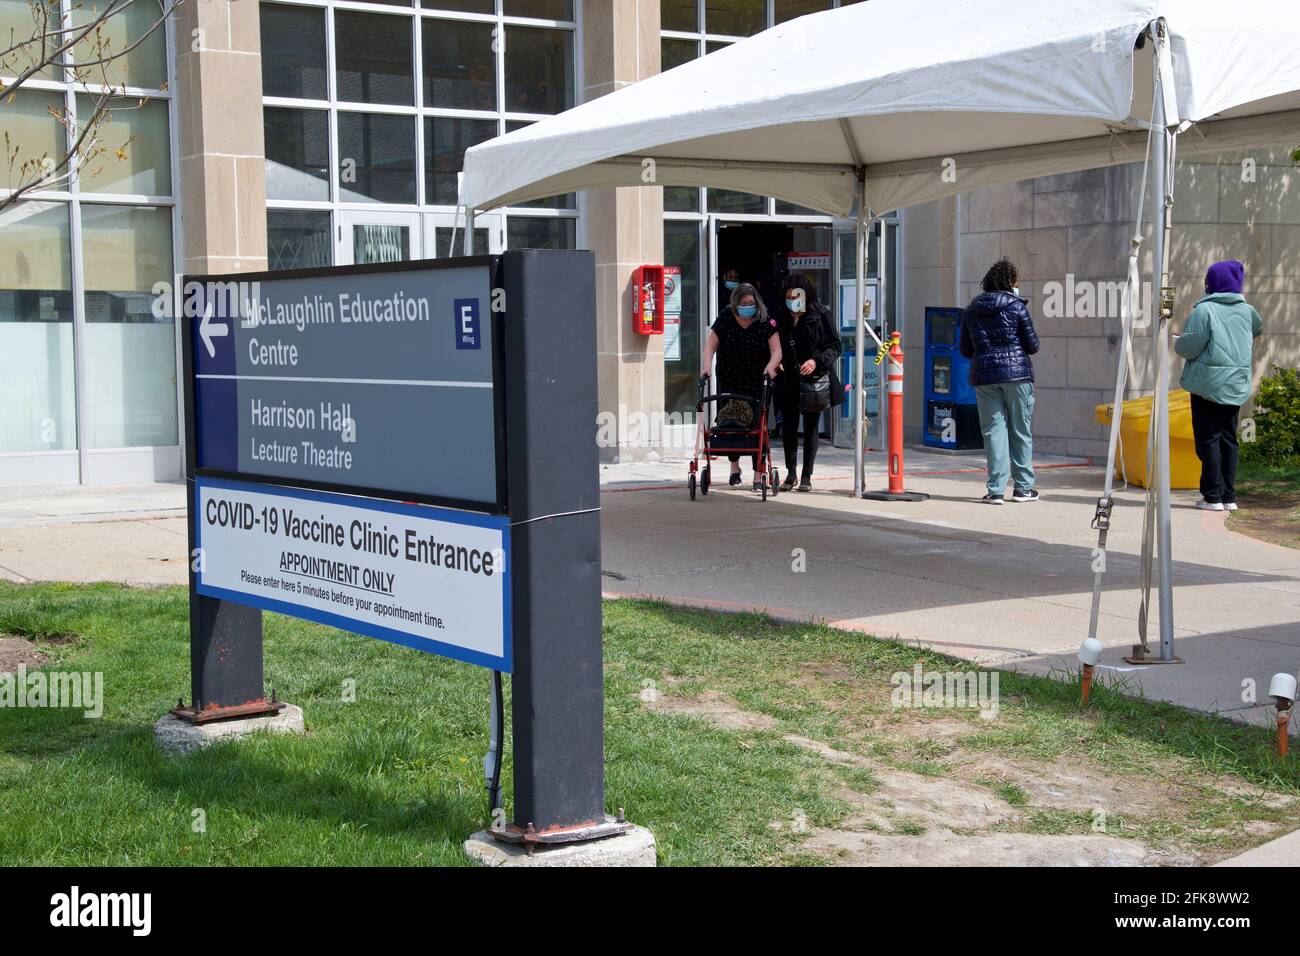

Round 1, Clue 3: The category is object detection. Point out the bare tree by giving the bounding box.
[1,0,177,213]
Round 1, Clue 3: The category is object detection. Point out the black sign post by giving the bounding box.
[494,249,620,842]
[175,250,619,847]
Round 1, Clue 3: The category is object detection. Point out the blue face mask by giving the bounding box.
[724,280,739,291]
[737,305,758,319]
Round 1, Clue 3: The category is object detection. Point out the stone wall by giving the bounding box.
[902,148,1300,459]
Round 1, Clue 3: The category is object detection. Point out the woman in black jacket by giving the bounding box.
[774,275,842,492]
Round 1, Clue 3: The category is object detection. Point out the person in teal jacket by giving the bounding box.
[1174,260,1263,512]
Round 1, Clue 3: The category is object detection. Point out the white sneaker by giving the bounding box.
[1196,500,1224,512]
[1224,502,1239,512]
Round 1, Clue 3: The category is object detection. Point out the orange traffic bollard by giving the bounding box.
[864,332,928,502]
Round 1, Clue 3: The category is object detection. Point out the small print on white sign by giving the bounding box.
[195,477,510,670]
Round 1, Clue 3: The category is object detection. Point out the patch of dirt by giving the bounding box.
[1227,493,1300,549]
[641,691,1277,866]
[959,756,1175,816]
[0,636,50,674]
[641,691,779,732]
[801,828,1194,867]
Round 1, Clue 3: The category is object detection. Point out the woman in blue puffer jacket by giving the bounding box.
[960,257,1041,505]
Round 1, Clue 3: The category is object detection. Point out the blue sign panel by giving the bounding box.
[186,262,501,509]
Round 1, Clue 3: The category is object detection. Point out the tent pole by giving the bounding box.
[853,182,867,497]
[464,209,475,255]
[1151,32,1177,662]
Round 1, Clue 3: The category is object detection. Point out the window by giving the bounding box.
[335,11,414,106]
[423,18,496,110]
[662,0,699,31]
[425,116,495,205]
[261,4,328,100]
[261,1,578,265]
[774,0,831,23]
[705,0,765,37]
[0,0,173,472]
[81,204,176,448]
[337,112,417,204]
[77,97,171,196]
[268,210,334,271]
[661,37,697,72]
[0,202,75,452]
[264,108,330,201]
[503,26,573,114]
[507,216,575,250]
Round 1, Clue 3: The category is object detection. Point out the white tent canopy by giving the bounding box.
[461,0,1300,218]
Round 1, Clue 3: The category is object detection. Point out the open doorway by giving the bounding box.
[712,220,834,441]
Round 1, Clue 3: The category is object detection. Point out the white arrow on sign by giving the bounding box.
[199,304,229,359]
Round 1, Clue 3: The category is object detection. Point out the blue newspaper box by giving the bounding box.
[923,307,982,450]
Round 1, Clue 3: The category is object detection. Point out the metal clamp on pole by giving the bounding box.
[1091,496,1113,535]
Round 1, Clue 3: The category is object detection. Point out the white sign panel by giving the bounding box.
[195,476,510,671]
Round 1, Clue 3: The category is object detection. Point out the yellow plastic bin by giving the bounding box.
[1093,389,1201,489]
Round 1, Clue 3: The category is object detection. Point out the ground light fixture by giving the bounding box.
[1269,672,1296,758]
[1078,638,1104,706]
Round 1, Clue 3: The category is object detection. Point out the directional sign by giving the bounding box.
[185,260,503,510]
[194,475,511,670]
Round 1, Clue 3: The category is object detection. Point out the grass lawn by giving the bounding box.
[1228,459,1300,548]
[1,582,1295,866]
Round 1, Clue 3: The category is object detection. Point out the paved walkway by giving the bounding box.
[1,445,1297,863]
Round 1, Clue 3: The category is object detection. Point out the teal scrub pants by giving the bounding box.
[975,380,1036,496]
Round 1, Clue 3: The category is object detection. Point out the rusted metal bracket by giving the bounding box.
[169,691,286,725]
[1122,643,1183,665]
[488,811,631,852]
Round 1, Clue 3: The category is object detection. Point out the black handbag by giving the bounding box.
[789,326,831,412]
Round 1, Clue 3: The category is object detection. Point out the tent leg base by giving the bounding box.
[1123,644,1183,665]
[863,490,929,502]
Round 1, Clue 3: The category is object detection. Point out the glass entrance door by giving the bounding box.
[338,211,421,265]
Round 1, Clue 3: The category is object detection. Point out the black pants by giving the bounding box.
[1189,393,1240,504]
[778,396,823,479]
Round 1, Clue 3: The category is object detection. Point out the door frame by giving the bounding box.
[337,210,422,265]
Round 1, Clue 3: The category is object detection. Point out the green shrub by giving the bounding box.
[1243,365,1300,465]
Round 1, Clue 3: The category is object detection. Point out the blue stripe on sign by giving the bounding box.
[193,476,512,673]
[195,376,239,471]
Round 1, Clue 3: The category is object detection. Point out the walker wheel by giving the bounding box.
[688,472,697,500]
[760,471,768,502]
[701,466,710,495]
[770,468,779,496]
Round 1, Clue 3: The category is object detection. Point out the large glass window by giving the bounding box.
[261,4,328,100]
[663,0,699,31]
[425,116,495,205]
[264,107,330,201]
[775,0,831,23]
[335,11,414,106]
[0,202,76,453]
[268,210,334,271]
[0,0,59,79]
[422,18,496,110]
[503,0,573,19]
[661,37,698,72]
[70,0,168,89]
[503,26,573,114]
[0,91,65,194]
[507,216,574,250]
[81,204,176,449]
[0,0,174,475]
[77,97,171,195]
[262,1,577,266]
[705,0,765,36]
[337,112,417,204]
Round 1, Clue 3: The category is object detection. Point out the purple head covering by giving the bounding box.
[1205,260,1245,295]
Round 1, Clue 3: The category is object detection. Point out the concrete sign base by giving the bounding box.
[154,703,306,755]
[463,826,657,867]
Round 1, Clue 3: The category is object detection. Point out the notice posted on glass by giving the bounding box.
[194,478,508,668]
